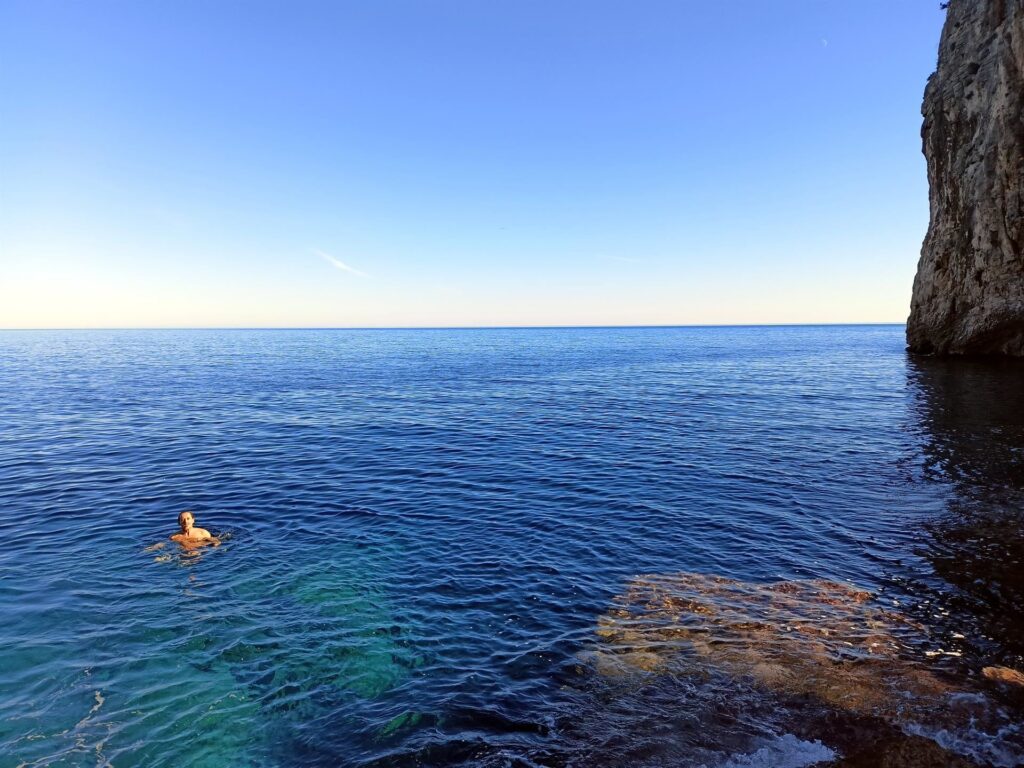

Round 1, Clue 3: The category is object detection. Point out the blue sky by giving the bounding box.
[0,1,946,327]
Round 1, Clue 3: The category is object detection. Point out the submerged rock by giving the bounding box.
[587,572,1024,766]
[907,0,1024,355]
[593,573,950,717]
[983,665,1024,687]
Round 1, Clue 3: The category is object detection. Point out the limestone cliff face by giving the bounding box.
[907,0,1024,355]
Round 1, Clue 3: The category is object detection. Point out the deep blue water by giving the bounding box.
[1,326,1022,767]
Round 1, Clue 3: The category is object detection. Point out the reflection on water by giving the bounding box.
[909,356,1024,491]
[903,356,1024,668]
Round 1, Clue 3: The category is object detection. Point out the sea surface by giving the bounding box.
[1,326,1022,767]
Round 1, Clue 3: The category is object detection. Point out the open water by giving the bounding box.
[1,326,1022,767]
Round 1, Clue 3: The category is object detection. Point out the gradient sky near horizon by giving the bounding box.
[1,1,947,328]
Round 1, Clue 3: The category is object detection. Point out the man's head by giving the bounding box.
[178,510,195,532]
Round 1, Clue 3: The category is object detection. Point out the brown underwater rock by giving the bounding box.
[982,664,1024,686]
[907,0,1024,355]
[593,573,952,718]
[589,572,1024,766]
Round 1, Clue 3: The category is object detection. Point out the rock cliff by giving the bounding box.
[907,0,1024,355]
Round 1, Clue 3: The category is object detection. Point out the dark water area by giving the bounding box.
[0,326,1022,767]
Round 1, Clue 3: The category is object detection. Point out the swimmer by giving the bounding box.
[170,510,220,547]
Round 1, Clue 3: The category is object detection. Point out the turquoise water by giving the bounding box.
[1,326,1022,766]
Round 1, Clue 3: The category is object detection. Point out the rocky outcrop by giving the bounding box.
[592,574,953,718]
[589,572,1024,766]
[907,0,1024,355]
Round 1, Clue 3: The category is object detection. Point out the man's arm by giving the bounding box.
[194,528,221,546]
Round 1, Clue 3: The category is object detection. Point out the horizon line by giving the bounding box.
[0,322,907,332]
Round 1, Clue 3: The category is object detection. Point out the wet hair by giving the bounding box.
[178,510,194,527]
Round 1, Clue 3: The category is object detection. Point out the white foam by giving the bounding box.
[904,719,1024,768]
[717,734,836,768]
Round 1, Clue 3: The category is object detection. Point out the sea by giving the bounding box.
[1,325,1022,767]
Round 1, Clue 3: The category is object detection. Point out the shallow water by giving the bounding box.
[0,326,1022,766]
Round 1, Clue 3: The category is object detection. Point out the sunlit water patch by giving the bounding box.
[1,327,1023,766]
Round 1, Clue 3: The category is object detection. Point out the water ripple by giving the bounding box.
[1,327,1022,766]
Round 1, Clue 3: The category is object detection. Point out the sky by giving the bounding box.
[0,1,948,328]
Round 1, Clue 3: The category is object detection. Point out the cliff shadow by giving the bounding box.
[904,354,1024,666]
